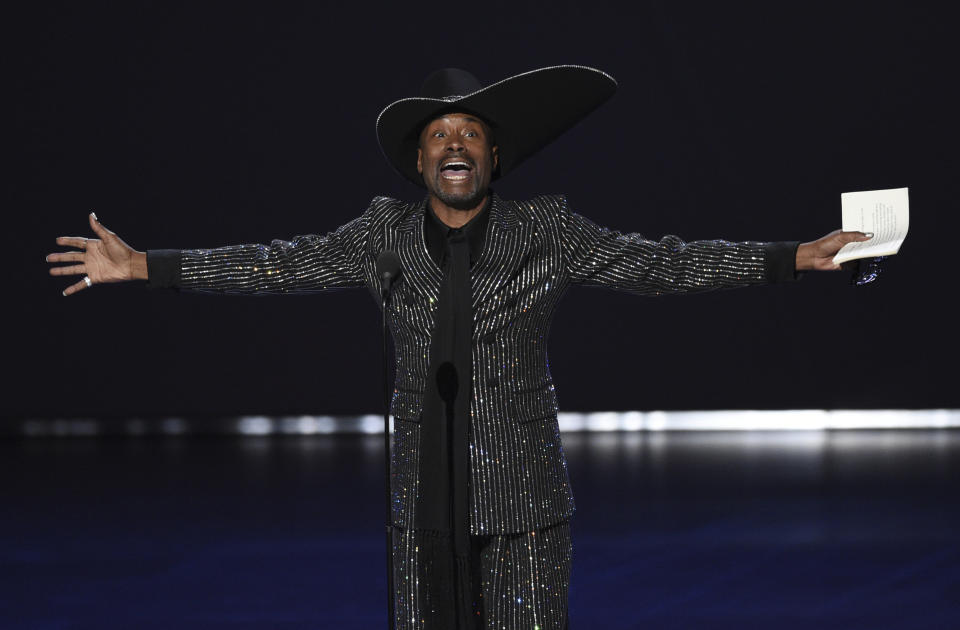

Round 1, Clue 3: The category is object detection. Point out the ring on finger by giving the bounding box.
[83,276,92,288]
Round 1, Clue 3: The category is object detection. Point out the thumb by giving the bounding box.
[836,230,872,246]
[88,211,110,239]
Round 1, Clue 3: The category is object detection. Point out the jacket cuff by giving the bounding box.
[146,249,182,289]
[763,241,801,283]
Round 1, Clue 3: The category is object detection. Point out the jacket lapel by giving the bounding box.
[470,194,529,310]
[391,200,443,305]
[388,195,530,311]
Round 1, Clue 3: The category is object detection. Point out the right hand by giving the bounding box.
[47,213,147,296]
[796,229,873,271]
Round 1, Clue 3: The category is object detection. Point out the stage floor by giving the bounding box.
[3,429,958,629]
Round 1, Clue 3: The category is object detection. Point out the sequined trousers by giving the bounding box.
[393,520,572,630]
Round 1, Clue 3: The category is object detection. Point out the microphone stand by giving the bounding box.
[376,251,401,630]
[381,287,396,630]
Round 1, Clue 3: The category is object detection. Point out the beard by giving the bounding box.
[426,158,492,210]
[431,180,486,210]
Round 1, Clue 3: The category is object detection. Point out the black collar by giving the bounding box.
[423,195,491,269]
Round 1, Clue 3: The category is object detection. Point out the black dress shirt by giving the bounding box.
[423,197,491,269]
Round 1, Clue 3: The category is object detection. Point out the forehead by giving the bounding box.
[421,112,489,132]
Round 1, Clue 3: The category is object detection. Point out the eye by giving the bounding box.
[464,131,477,137]
[432,131,445,138]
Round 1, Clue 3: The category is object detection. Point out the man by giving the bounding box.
[47,66,870,629]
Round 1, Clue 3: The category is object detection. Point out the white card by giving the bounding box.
[833,187,909,264]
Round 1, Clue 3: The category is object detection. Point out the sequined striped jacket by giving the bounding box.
[175,194,781,534]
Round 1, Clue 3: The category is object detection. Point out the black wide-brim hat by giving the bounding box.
[376,65,617,188]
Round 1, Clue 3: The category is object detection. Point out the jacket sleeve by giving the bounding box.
[146,211,371,294]
[558,197,798,295]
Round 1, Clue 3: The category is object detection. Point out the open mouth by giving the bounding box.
[440,160,473,181]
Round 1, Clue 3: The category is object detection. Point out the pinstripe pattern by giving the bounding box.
[479,521,572,630]
[393,520,572,630]
[178,194,769,534]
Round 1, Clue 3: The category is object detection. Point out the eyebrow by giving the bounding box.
[429,115,485,127]
[420,115,489,143]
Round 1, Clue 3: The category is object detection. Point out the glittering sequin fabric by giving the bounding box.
[179,194,769,535]
[393,520,572,630]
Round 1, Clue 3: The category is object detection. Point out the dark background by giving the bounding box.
[11,1,958,420]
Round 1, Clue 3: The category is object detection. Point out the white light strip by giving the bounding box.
[558,409,960,431]
[14,410,960,437]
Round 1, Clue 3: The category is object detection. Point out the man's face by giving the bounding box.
[417,113,498,209]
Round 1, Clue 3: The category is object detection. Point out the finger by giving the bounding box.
[838,230,874,243]
[62,277,91,296]
[88,212,111,239]
[46,252,84,264]
[49,264,87,276]
[56,236,90,249]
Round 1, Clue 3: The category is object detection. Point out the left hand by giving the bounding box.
[796,230,873,271]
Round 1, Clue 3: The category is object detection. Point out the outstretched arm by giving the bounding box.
[48,211,371,296]
[559,201,871,294]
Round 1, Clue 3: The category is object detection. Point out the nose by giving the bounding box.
[444,136,465,152]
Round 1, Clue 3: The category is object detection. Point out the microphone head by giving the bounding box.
[376,250,403,293]
[436,362,458,403]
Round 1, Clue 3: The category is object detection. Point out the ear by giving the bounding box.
[491,145,499,171]
[417,148,423,174]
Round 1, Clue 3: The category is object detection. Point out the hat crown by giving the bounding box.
[420,68,482,101]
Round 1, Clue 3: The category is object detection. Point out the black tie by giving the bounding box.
[415,226,478,629]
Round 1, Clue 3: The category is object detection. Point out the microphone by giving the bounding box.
[376,251,403,298]
[436,362,458,406]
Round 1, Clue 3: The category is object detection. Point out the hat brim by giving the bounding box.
[376,65,617,188]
